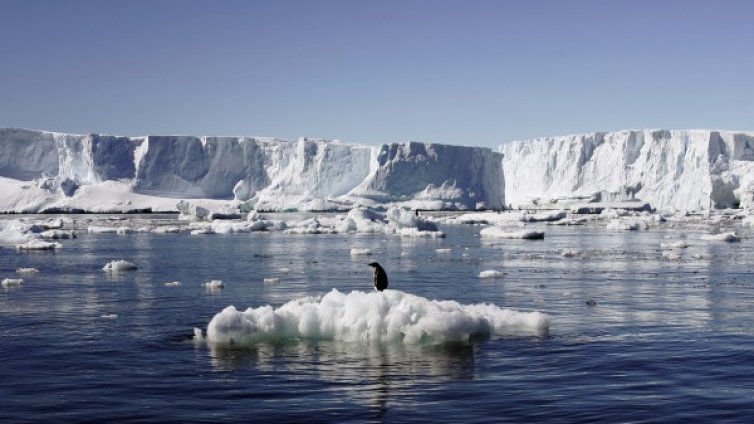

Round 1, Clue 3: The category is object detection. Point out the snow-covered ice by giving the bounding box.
[102,260,138,271]
[700,232,740,242]
[204,289,550,344]
[350,248,372,256]
[164,281,182,287]
[16,240,62,250]
[2,278,24,288]
[203,280,225,289]
[16,267,39,274]
[478,270,504,279]
[479,227,545,240]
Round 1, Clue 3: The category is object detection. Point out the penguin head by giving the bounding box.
[367,262,379,268]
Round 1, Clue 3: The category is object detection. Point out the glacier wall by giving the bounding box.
[0,128,505,212]
[501,129,754,211]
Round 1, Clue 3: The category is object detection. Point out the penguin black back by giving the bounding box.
[368,262,389,292]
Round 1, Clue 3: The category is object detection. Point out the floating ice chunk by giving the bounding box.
[560,249,580,258]
[16,267,39,274]
[435,248,452,253]
[151,226,182,234]
[263,277,280,284]
[100,314,118,319]
[522,210,567,222]
[478,270,503,279]
[43,218,64,229]
[205,289,550,345]
[88,226,118,234]
[279,267,291,273]
[211,221,251,234]
[701,232,740,242]
[395,227,446,238]
[548,217,587,226]
[350,248,373,256]
[203,280,224,289]
[2,278,24,288]
[16,240,62,250]
[176,200,210,221]
[190,228,215,235]
[660,241,688,249]
[193,327,204,341]
[662,251,683,260]
[599,208,630,220]
[606,219,647,231]
[164,281,182,287]
[102,260,138,271]
[40,229,76,239]
[283,218,335,234]
[480,227,545,240]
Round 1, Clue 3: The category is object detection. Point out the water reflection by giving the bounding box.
[206,339,476,413]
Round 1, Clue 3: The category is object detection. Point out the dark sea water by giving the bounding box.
[2,216,754,423]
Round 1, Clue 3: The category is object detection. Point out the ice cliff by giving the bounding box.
[0,128,504,213]
[501,130,754,211]
[2,127,753,213]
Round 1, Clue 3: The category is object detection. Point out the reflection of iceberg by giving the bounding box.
[205,289,549,345]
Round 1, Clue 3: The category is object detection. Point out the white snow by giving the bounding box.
[479,227,545,240]
[204,289,549,344]
[102,260,138,271]
[478,270,504,279]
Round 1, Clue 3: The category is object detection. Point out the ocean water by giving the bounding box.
[2,216,754,423]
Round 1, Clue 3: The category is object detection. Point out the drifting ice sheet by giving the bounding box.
[205,289,549,344]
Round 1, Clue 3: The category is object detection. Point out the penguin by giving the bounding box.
[367,262,389,292]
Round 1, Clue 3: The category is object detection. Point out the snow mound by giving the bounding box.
[103,260,138,271]
[701,232,740,242]
[205,289,549,345]
[480,227,545,240]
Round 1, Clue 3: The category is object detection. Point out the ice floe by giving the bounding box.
[204,289,550,345]
[2,278,24,288]
[478,270,504,279]
[102,260,138,271]
[480,227,545,240]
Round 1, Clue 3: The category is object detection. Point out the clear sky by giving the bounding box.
[1,0,752,148]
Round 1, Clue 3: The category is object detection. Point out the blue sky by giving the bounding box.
[1,0,752,148]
